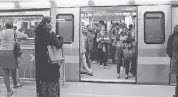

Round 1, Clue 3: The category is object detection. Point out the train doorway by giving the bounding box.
[80,6,137,83]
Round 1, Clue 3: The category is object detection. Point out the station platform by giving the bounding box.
[0,81,175,97]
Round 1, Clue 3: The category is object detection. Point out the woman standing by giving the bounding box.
[0,21,28,97]
[116,24,127,79]
[35,16,63,97]
[80,28,93,76]
[97,24,109,69]
[91,24,100,64]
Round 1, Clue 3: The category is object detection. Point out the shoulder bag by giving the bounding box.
[14,31,22,57]
[47,34,64,64]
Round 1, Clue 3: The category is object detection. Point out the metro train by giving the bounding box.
[0,0,177,85]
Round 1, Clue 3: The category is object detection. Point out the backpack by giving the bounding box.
[166,35,174,59]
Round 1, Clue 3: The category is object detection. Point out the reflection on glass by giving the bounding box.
[144,12,165,44]
[0,15,43,45]
[56,14,74,43]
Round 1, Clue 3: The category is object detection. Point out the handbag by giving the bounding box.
[47,33,64,64]
[47,45,64,64]
[14,31,22,57]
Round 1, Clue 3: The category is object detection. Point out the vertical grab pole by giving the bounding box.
[62,47,65,86]
[63,59,65,86]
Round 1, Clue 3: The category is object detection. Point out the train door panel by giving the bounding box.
[137,5,171,84]
[51,8,80,82]
[170,6,178,85]
[0,9,50,79]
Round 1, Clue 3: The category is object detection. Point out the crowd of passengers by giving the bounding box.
[80,16,137,79]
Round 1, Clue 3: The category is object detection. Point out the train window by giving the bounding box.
[56,14,74,44]
[0,15,43,45]
[144,11,165,44]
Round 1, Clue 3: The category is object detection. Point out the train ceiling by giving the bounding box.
[0,0,177,9]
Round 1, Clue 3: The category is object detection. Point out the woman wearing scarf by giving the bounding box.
[97,24,109,69]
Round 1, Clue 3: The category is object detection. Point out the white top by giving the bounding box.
[0,29,28,50]
[80,33,86,54]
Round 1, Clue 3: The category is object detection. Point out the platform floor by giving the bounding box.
[81,60,135,83]
[0,81,175,97]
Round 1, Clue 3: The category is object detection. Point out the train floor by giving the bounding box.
[81,59,135,83]
[0,81,175,97]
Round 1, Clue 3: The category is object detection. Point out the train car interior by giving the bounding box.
[80,6,137,83]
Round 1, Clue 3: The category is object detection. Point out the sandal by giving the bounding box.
[7,90,13,97]
[13,83,22,88]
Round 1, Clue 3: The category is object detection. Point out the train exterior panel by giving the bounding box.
[170,6,178,85]
[51,7,80,82]
[0,0,177,85]
[137,5,171,85]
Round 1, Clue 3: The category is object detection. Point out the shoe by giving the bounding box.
[80,71,88,74]
[13,83,22,88]
[7,90,13,97]
[117,76,120,79]
[104,66,108,69]
[100,65,103,68]
[88,72,93,76]
[92,61,97,64]
[125,75,129,79]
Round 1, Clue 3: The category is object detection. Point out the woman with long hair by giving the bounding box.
[35,16,63,97]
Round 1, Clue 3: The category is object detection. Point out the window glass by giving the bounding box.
[0,15,43,45]
[56,14,74,44]
[144,11,165,44]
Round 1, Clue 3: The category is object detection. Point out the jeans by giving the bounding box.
[85,51,91,68]
[41,80,60,97]
[98,48,108,66]
[80,53,91,73]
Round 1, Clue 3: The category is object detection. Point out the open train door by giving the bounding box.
[137,5,171,85]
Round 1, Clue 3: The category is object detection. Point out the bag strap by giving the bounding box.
[14,30,17,42]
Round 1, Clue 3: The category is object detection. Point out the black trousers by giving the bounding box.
[176,75,178,97]
[131,56,137,76]
[116,47,123,74]
[110,46,117,63]
[91,45,99,61]
[98,47,108,66]
[123,58,130,75]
